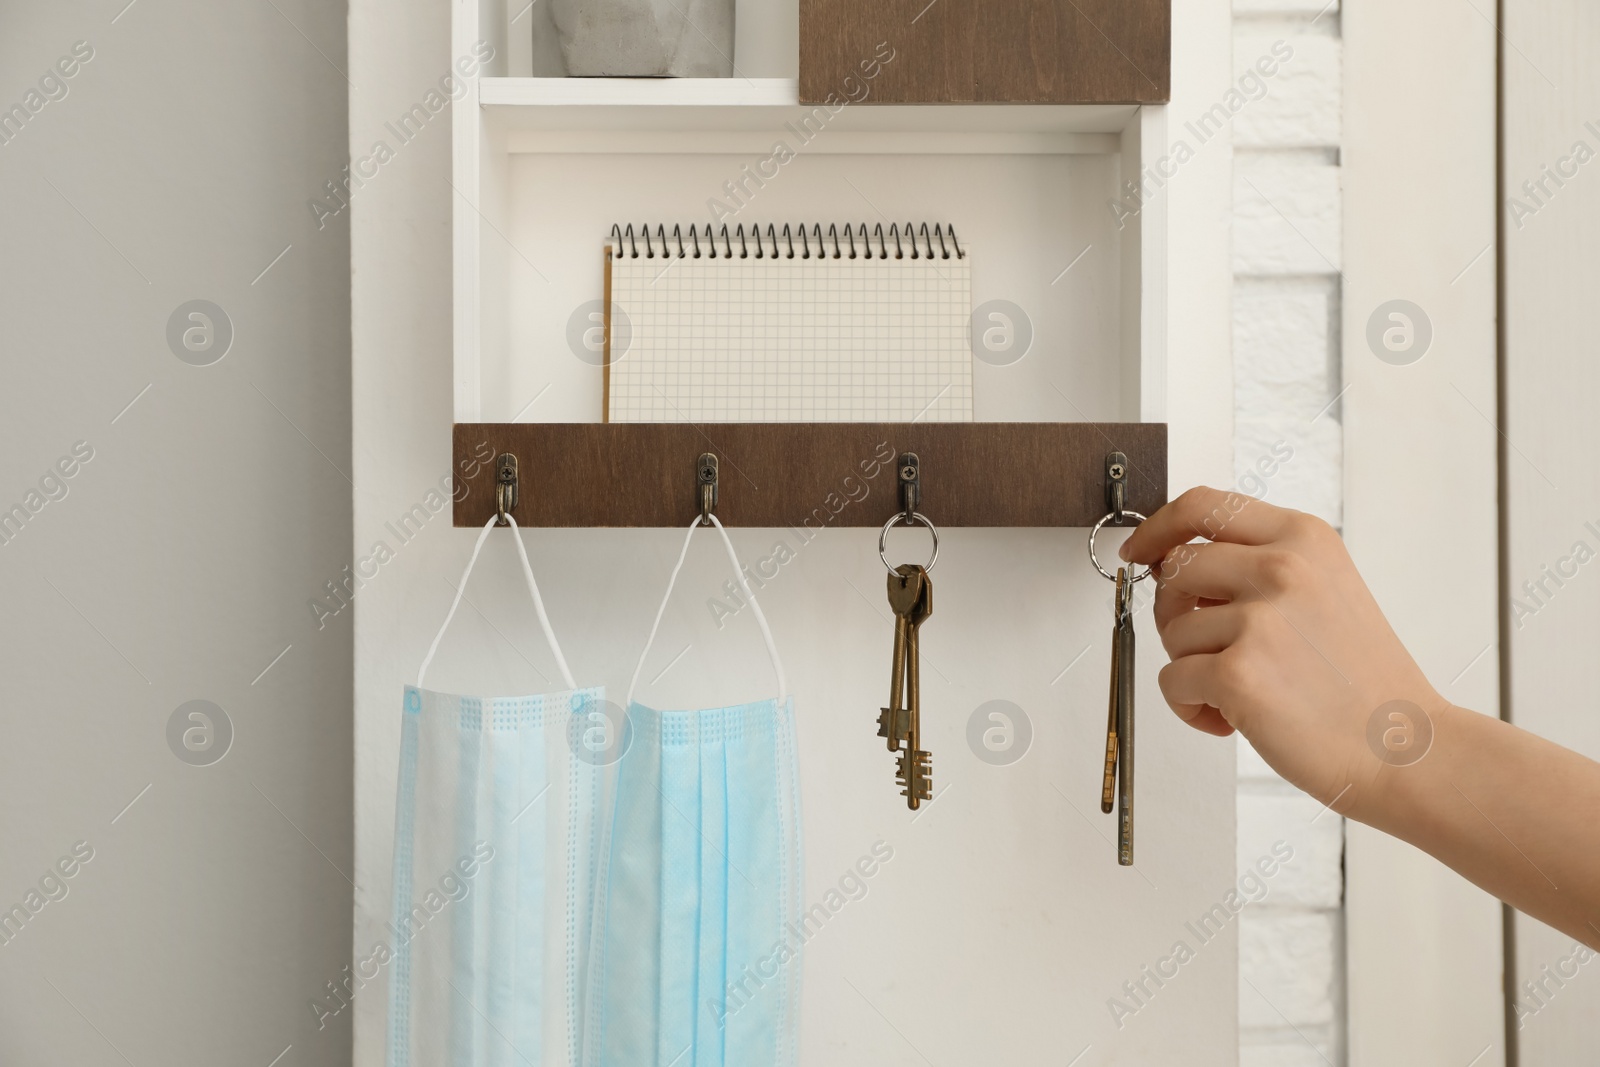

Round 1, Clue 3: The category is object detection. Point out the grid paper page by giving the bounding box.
[607,253,973,423]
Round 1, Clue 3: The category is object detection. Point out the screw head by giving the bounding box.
[1109,463,1126,479]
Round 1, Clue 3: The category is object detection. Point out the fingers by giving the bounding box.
[1151,541,1266,602]
[1156,655,1237,737]
[1158,653,1232,720]
[1152,581,1200,635]
[1187,706,1237,737]
[1149,543,1263,636]
[1154,604,1253,738]
[1120,486,1297,566]
[1157,601,1252,660]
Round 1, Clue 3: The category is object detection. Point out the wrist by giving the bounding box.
[1343,691,1460,835]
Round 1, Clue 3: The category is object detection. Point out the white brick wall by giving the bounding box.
[1230,1,1347,1063]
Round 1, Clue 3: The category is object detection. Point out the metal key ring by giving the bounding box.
[1088,510,1152,583]
[880,511,939,575]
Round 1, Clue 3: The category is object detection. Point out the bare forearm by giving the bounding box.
[1122,488,1600,943]
[1360,703,1600,949]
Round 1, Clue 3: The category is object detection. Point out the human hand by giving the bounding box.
[1118,487,1446,818]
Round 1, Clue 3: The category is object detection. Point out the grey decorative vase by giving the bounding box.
[549,0,735,77]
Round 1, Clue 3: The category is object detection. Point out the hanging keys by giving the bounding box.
[878,453,939,811]
[878,564,933,808]
[1088,452,1149,867]
[878,564,923,752]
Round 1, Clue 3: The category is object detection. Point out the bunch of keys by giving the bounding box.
[877,453,939,810]
[1090,452,1148,866]
[878,563,932,808]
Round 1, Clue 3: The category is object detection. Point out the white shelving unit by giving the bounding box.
[451,13,1167,432]
[352,5,1247,1066]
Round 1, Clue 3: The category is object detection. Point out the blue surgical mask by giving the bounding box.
[388,513,607,1067]
[583,514,804,1067]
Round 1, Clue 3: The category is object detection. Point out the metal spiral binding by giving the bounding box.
[606,223,965,261]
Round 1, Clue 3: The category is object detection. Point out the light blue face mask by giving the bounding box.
[583,514,804,1067]
[388,513,608,1067]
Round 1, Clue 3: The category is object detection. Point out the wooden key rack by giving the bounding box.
[451,422,1166,528]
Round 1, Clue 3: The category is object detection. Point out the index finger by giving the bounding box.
[1119,486,1295,565]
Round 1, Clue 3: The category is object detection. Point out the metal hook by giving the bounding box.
[1088,451,1150,583]
[1105,451,1128,523]
[897,452,920,520]
[495,453,519,526]
[696,453,719,526]
[879,452,937,573]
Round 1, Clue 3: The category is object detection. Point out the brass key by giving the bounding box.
[877,565,924,751]
[895,567,933,809]
[1100,569,1123,814]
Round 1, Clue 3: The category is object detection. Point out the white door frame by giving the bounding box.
[1342,1,1505,1064]
[1501,0,1600,1060]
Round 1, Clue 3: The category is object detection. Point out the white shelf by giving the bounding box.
[480,76,1139,142]
[455,30,1166,429]
[481,76,802,107]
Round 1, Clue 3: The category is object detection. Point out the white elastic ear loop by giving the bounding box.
[625,517,700,707]
[708,513,786,704]
[416,512,578,691]
[504,514,577,690]
[626,514,788,708]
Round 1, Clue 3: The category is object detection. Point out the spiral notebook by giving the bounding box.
[603,222,974,423]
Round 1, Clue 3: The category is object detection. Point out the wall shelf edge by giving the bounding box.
[452,421,1168,528]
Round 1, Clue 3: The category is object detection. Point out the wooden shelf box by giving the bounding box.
[451,1,1171,526]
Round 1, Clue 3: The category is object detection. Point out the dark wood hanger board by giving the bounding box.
[799,0,1170,105]
[452,422,1167,527]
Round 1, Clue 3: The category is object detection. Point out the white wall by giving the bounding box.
[1228,1,1348,1063]
[0,2,352,1065]
[352,3,1242,1067]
